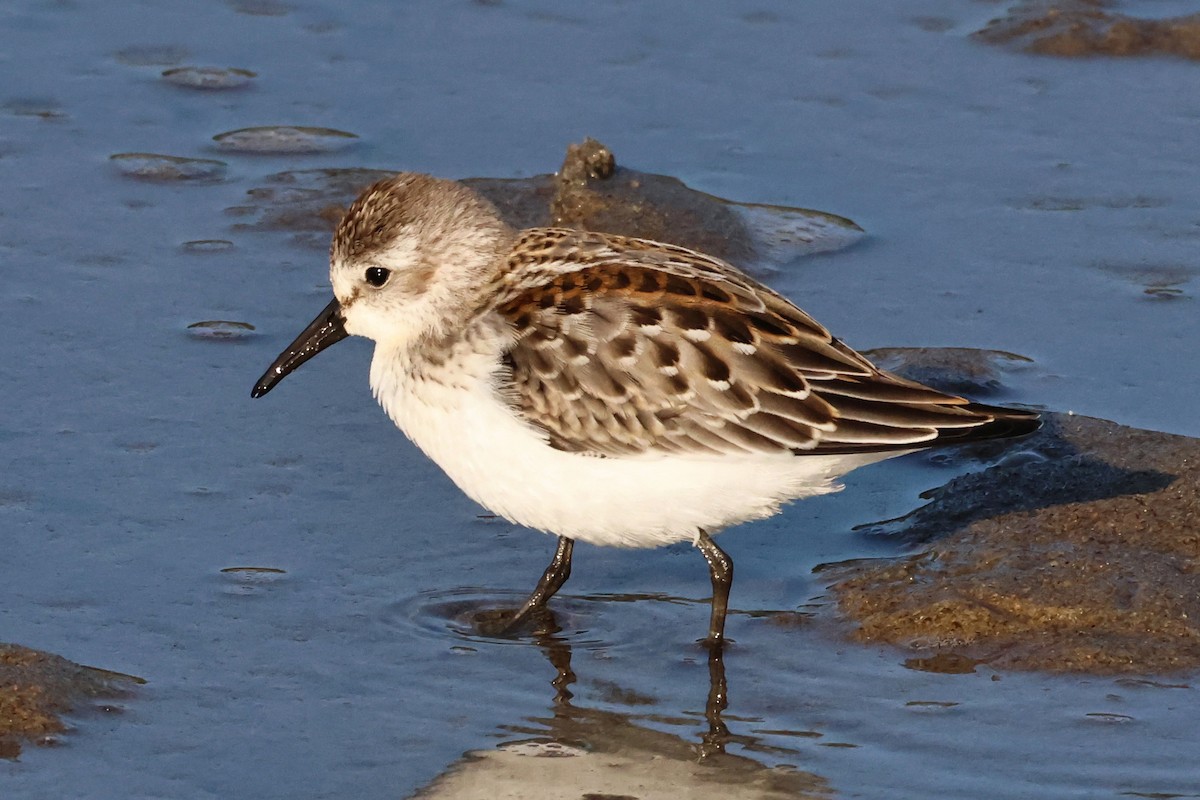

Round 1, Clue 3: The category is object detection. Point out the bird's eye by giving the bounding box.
[365,267,391,287]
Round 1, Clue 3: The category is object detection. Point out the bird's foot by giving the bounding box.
[472,604,555,637]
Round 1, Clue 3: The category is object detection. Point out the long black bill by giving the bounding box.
[251,298,349,398]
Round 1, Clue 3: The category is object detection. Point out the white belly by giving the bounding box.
[370,344,894,548]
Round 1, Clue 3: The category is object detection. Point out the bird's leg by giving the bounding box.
[695,529,733,646]
[497,536,574,633]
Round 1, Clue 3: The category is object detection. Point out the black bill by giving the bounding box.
[251,298,349,398]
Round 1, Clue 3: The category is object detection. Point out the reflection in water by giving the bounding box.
[700,642,730,759]
[532,611,732,758]
[408,608,828,800]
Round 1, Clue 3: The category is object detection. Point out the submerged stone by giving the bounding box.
[110,153,227,182]
[182,239,235,253]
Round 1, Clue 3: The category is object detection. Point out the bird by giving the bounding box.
[251,172,1040,646]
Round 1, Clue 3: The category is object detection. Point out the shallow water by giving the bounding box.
[2,1,1199,798]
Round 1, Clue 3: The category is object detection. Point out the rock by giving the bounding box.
[826,410,1200,673]
[0,644,142,759]
[974,1,1200,60]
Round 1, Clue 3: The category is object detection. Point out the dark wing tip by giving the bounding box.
[952,404,1042,442]
[803,403,1041,456]
[915,403,1042,449]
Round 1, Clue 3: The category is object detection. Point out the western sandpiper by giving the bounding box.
[252,172,1039,645]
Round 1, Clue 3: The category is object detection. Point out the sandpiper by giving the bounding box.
[252,172,1039,645]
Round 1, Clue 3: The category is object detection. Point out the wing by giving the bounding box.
[492,228,1038,458]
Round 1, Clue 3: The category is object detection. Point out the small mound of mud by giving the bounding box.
[186,320,257,341]
[826,409,1200,673]
[162,66,256,90]
[213,126,358,155]
[110,152,227,182]
[547,138,754,262]
[182,239,235,253]
[0,644,143,759]
[974,0,1200,60]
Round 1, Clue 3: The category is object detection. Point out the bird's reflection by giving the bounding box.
[700,641,730,759]
[523,606,733,759]
[419,602,830,800]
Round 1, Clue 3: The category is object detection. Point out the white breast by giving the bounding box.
[368,334,895,548]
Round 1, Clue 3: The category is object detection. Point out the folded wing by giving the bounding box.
[492,229,1039,458]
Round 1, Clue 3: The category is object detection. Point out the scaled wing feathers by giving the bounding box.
[491,229,1029,458]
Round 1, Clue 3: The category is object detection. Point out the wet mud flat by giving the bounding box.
[824,349,1200,674]
[0,644,141,759]
[974,0,1200,60]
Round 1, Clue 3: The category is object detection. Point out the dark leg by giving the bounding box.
[499,536,574,633]
[695,529,733,645]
